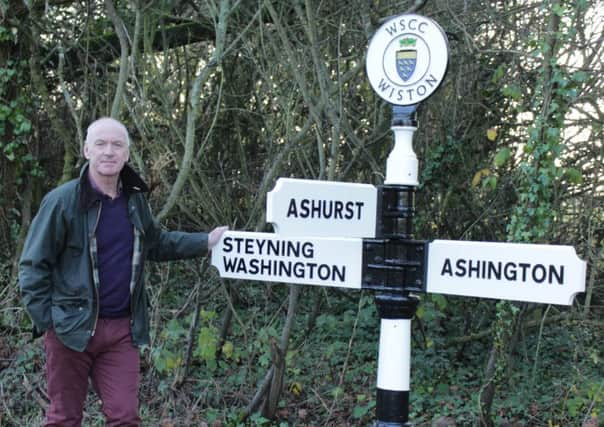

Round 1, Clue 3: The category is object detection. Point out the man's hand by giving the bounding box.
[208,226,229,251]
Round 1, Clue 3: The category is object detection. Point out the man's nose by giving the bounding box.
[103,144,115,155]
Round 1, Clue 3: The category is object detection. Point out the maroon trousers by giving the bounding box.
[43,318,141,427]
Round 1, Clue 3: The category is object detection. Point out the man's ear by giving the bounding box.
[83,143,90,159]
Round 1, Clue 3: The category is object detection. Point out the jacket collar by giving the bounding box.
[79,162,149,211]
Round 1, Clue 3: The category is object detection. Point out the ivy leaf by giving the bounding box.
[486,127,497,141]
[166,355,181,371]
[494,148,512,167]
[565,168,583,184]
[484,175,498,190]
[288,381,303,397]
[572,71,587,82]
[552,3,565,16]
[432,294,448,310]
[502,84,522,101]
[472,168,491,187]
[352,404,369,418]
[491,65,505,83]
[195,326,217,366]
[222,341,234,359]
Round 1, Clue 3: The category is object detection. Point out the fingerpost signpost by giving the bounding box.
[211,13,586,426]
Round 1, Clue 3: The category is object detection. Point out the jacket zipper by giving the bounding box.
[90,202,103,337]
[129,203,143,329]
[129,225,138,326]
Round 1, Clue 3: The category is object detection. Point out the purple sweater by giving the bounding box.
[94,189,134,318]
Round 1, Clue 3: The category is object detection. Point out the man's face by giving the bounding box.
[84,121,129,178]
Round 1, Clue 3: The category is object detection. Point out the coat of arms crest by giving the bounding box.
[396,38,417,82]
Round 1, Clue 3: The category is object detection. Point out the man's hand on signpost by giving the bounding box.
[208,226,229,251]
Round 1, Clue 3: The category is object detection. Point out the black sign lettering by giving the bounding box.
[300,199,310,217]
[378,78,392,92]
[440,258,565,285]
[287,199,298,217]
[223,236,233,253]
[549,265,564,284]
[223,256,346,283]
[285,198,366,221]
[425,73,438,87]
[455,259,466,277]
[441,258,453,276]
[386,22,398,36]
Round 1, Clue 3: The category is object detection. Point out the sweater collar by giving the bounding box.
[79,163,149,211]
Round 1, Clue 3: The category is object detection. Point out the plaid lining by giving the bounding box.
[90,234,101,289]
[130,227,142,294]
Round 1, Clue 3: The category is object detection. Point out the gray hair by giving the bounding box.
[85,117,131,146]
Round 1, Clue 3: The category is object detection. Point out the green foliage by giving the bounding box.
[0,24,42,227]
[351,395,376,420]
[565,380,603,419]
[505,0,585,243]
[194,310,220,371]
[493,147,511,168]
[477,4,598,422]
[408,311,604,425]
[151,317,187,374]
[0,340,47,424]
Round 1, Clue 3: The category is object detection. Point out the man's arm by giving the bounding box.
[147,225,228,261]
[18,195,66,336]
[137,193,227,261]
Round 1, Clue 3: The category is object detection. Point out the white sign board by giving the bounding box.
[266,178,377,238]
[366,14,449,105]
[211,231,363,289]
[426,240,586,305]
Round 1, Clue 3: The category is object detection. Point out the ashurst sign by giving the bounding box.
[366,14,449,105]
[426,240,586,305]
[266,178,378,238]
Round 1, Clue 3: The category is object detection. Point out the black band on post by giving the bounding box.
[375,293,419,319]
[376,389,411,426]
[391,104,419,127]
[376,185,415,239]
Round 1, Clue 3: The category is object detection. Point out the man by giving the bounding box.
[19,117,227,426]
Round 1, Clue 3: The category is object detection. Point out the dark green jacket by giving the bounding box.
[18,163,208,351]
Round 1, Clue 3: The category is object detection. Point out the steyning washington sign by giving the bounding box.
[366,14,449,105]
[211,231,364,289]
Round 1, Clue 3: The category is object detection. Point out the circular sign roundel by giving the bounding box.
[366,14,449,105]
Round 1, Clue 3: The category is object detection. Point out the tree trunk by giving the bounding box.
[262,285,300,419]
[480,345,497,427]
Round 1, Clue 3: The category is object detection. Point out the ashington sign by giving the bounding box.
[426,240,586,305]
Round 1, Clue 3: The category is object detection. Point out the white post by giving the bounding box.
[374,105,419,427]
[385,126,418,186]
[377,318,412,391]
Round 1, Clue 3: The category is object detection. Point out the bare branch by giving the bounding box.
[104,0,129,118]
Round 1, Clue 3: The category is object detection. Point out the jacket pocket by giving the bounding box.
[51,296,89,335]
[67,245,83,257]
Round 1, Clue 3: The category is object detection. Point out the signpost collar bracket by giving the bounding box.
[362,238,428,295]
